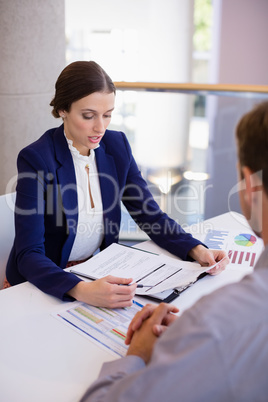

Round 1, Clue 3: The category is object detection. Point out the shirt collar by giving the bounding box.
[64,131,99,163]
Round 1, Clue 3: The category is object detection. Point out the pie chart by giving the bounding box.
[234,233,257,247]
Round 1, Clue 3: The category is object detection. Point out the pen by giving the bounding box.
[119,283,153,288]
[70,270,154,288]
[137,284,153,288]
[122,284,154,288]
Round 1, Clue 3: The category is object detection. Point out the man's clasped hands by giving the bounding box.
[125,303,179,364]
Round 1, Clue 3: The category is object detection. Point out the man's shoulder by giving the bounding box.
[186,267,268,337]
[163,265,268,345]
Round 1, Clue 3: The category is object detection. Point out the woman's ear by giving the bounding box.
[59,110,66,119]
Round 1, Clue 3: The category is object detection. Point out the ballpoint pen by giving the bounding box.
[127,284,153,288]
[70,270,154,288]
[120,283,153,288]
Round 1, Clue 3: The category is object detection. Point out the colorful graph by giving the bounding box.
[203,230,229,249]
[111,328,126,341]
[203,229,263,269]
[54,300,144,357]
[75,306,103,324]
[228,250,256,267]
[234,234,256,247]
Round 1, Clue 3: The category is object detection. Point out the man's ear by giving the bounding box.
[241,166,262,206]
[241,167,252,206]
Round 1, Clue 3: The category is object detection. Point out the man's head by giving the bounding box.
[236,101,268,239]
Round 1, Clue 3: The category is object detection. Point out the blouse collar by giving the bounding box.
[64,132,99,164]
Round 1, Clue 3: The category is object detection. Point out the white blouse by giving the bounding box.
[65,136,104,261]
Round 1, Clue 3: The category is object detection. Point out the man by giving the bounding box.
[81,102,268,401]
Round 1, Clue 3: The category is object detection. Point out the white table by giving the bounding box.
[0,212,256,402]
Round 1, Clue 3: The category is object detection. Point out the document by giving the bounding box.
[202,228,264,272]
[70,243,209,300]
[53,300,143,357]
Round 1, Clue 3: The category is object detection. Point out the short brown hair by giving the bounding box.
[50,61,116,118]
[236,101,268,194]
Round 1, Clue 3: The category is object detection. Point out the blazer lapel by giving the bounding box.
[53,125,78,263]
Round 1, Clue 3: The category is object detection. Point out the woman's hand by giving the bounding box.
[188,245,229,275]
[67,275,137,308]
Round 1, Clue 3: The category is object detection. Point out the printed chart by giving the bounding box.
[204,229,263,269]
[53,300,143,357]
[234,234,256,247]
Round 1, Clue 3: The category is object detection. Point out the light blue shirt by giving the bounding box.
[81,246,268,402]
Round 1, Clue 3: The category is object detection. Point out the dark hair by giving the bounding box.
[50,61,116,118]
[236,101,268,194]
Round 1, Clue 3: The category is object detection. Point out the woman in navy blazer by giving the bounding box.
[6,61,227,307]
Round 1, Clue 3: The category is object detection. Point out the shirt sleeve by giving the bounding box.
[80,356,146,402]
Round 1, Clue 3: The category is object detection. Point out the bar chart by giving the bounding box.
[228,249,256,268]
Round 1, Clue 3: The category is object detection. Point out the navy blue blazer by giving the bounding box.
[6,125,202,300]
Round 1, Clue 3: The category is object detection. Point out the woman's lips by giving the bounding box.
[88,136,102,144]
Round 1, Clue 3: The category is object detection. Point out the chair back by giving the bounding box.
[0,193,15,289]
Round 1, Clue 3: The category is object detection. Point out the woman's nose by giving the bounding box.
[94,117,105,133]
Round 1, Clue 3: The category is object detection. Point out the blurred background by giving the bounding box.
[1,0,268,241]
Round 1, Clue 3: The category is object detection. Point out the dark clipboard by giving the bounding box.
[141,272,208,303]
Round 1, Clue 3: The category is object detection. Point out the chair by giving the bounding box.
[0,193,15,289]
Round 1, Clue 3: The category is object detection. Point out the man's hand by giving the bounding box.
[126,303,179,364]
[188,245,229,275]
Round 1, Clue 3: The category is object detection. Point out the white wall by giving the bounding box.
[0,0,66,195]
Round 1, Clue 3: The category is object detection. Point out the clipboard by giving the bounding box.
[69,243,210,302]
[142,272,208,303]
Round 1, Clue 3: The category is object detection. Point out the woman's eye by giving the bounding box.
[82,115,93,120]
[82,113,112,120]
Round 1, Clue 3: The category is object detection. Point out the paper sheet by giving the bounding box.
[70,243,209,296]
[135,255,208,295]
[53,300,143,357]
[202,228,264,272]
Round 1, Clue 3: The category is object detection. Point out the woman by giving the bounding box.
[6,61,227,308]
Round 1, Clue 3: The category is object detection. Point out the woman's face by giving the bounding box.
[61,91,115,156]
